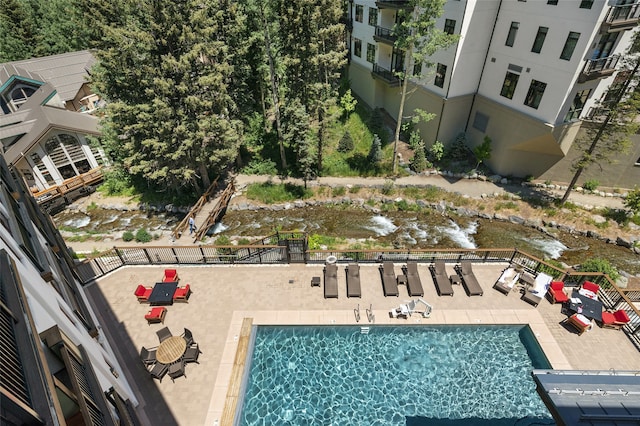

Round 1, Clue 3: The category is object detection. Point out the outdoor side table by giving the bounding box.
[449,275,461,286]
[397,275,407,286]
[311,276,321,287]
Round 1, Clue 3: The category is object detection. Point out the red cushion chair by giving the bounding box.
[582,281,600,294]
[144,307,167,325]
[163,269,179,282]
[602,309,631,330]
[547,281,569,304]
[173,284,191,303]
[134,285,152,303]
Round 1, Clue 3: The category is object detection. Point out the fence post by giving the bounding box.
[114,247,125,265]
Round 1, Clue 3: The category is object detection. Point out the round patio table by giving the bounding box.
[156,336,187,364]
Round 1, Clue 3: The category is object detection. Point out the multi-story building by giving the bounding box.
[0,153,139,425]
[347,0,639,181]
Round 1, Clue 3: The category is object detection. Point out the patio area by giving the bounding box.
[86,262,640,425]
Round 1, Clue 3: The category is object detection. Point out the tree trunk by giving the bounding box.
[560,59,639,205]
[260,3,287,170]
[393,47,413,174]
[198,163,210,190]
[317,106,324,172]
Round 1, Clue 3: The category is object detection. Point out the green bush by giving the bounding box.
[580,258,620,281]
[332,186,346,197]
[381,180,395,195]
[368,134,382,164]
[242,159,278,175]
[122,231,134,242]
[238,238,251,245]
[624,186,640,215]
[349,185,362,194]
[582,179,600,191]
[135,228,152,243]
[215,235,231,245]
[337,131,355,153]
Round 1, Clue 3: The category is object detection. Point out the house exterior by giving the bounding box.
[347,0,640,185]
[0,153,139,425]
[0,50,106,199]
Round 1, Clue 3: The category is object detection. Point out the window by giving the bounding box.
[472,112,489,132]
[506,22,519,47]
[565,89,591,121]
[366,43,376,63]
[531,27,548,53]
[434,63,446,88]
[413,61,422,76]
[500,72,520,99]
[444,19,456,35]
[524,80,547,109]
[635,157,640,166]
[354,38,362,57]
[579,0,593,8]
[560,31,580,60]
[593,32,617,59]
[547,0,558,4]
[368,7,377,26]
[355,4,363,22]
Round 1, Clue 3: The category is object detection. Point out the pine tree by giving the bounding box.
[411,141,427,172]
[87,0,243,195]
[0,0,37,61]
[368,134,382,164]
[337,130,355,153]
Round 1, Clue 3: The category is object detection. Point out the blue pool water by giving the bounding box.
[239,325,554,425]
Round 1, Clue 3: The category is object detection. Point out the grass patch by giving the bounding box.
[332,186,346,197]
[586,218,610,229]
[494,201,518,211]
[349,185,362,194]
[308,234,343,250]
[245,182,313,204]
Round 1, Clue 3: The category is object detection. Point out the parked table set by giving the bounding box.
[568,290,603,322]
[148,282,178,306]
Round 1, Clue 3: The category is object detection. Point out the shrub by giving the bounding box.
[340,89,357,119]
[381,180,395,195]
[242,159,278,175]
[238,238,251,245]
[349,185,362,194]
[368,134,382,164]
[122,231,134,242]
[580,258,620,281]
[337,131,355,152]
[624,186,640,215]
[87,201,98,211]
[332,186,346,197]
[411,141,427,172]
[582,179,599,191]
[215,235,231,245]
[135,228,152,243]
[428,141,444,164]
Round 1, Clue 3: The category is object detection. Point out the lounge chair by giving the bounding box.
[379,262,399,296]
[346,264,361,298]
[455,261,483,296]
[140,346,157,365]
[521,272,552,307]
[156,326,172,343]
[429,261,453,296]
[565,313,593,335]
[402,261,424,297]
[144,306,167,325]
[324,263,338,299]
[493,267,520,295]
[601,309,630,330]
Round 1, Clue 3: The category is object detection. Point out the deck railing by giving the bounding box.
[75,244,640,349]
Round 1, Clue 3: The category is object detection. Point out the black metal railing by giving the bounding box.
[604,2,640,24]
[374,26,396,44]
[372,64,402,85]
[376,0,410,9]
[584,55,620,74]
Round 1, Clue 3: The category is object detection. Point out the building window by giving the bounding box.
[355,4,363,22]
[413,61,422,76]
[472,112,489,132]
[434,63,446,88]
[524,80,547,109]
[593,32,617,59]
[354,38,362,57]
[531,26,548,53]
[635,157,640,166]
[547,0,558,4]
[444,19,456,35]
[366,43,376,63]
[368,7,377,26]
[506,22,519,47]
[579,0,593,9]
[560,31,580,60]
[565,89,591,121]
[500,72,520,99]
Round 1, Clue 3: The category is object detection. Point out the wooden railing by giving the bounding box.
[171,177,219,240]
[33,167,103,204]
[75,244,640,349]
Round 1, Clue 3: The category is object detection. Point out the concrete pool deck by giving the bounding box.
[86,263,640,425]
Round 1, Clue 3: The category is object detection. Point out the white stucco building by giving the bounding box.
[347,0,639,181]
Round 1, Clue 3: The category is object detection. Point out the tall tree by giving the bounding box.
[392,0,458,173]
[282,98,315,186]
[560,32,640,205]
[87,0,243,195]
[0,0,37,62]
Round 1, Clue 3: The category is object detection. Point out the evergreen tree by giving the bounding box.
[282,98,316,184]
[337,130,355,153]
[88,0,243,195]
[392,0,458,173]
[411,141,427,172]
[0,0,37,61]
[32,0,89,56]
[368,134,382,164]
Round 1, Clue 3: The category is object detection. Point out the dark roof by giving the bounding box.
[533,369,640,425]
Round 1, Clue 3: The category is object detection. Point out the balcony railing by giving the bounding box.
[603,2,640,30]
[371,64,402,86]
[579,55,619,82]
[374,26,396,44]
[375,0,411,10]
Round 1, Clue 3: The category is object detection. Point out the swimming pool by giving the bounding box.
[238,325,553,425]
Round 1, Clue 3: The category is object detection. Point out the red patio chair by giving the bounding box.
[565,313,592,335]
[601,309,631,330]
[173,284,191,303]
[134,284,152,303]
[144,307,167,325]
[163,269,179,282]
[581,281,600,296]
[547,281,569,304]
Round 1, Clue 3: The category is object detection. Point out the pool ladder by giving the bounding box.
[360,326,370,334]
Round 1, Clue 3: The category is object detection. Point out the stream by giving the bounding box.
[52,204,640,275]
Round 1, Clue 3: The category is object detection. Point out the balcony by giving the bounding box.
[375,0,411,10]
[371,64,402,86]
[602,2,640,31]
[578,55,619,83]
[373,26,396,45]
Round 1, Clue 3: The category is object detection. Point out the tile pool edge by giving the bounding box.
[205,308,572,425]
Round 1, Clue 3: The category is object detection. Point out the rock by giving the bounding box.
[488,174,502,183]
[294,200,306,208]
[480,193,488,199]
[587,230,601,239]
[616,276,628,289]
[509,215,525,225]
[590,214,607,224]
[478,212,492,219]
[468,172,478,179]
[494,213,508,221]
[416,200,427,208]
[477,175,487,181]
[616,236,633,248]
